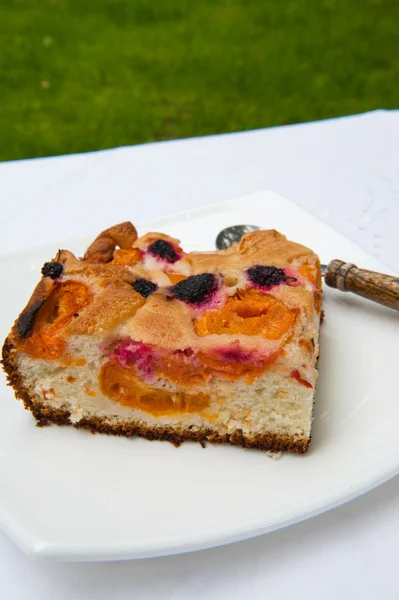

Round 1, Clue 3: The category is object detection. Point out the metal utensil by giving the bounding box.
[216,225,399,311]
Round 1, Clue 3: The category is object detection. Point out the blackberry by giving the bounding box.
[247,265,288,288]
[171,273,217,305]
[41,261,63,279]
[132,279,158,299]
[148,239,178,263]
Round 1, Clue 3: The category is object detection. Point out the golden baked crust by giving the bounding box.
[84,221,138,263]
[7,225,320,347]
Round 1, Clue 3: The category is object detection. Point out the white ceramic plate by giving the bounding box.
[1,191,398,562]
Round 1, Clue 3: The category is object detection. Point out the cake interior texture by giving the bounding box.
[2,222,322,454]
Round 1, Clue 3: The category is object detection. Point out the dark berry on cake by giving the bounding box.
[247,265,290,289]
[41,262,63,279]
[148,239,179,263]
[171,273,218,305]
[132,279,158,299]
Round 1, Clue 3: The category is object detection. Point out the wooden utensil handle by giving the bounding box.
[324,260,399,311]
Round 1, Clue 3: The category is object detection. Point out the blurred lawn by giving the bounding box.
[0,0,397,161]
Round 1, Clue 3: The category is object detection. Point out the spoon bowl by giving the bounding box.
[215,225,260,251]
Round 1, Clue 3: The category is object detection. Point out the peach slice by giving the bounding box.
[19,281,91,359]
[100,360,210,415]
[195,288,296,340]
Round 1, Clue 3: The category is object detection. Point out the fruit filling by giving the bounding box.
[194,288,296,340]
[132,279,158,298]
[111,341,155,379]
[291,369,313,388]
[246,264,312,291]
[170,273,219,306]
[41,261,64,279]
[167,273,187,284]
[18,281,91,359]
[148,239,181,263]
[247,265,289,288]
[100,360,211,415]
[107,338,281,395]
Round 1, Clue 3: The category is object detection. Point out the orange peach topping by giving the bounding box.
[167,273,187,284]
[194,288,296,340]
[18,281,91,360]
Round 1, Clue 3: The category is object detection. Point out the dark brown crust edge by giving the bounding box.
[14,277,55,339]
[2,337,310,454]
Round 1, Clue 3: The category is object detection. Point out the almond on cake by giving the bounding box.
[2,222,322,454]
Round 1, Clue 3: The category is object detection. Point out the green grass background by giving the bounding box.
[0,0,397,161]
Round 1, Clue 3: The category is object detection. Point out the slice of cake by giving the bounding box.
[2,222,322,454]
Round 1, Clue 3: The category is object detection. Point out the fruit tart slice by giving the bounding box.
[2,221,322,454]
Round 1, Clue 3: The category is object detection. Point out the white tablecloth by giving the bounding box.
[1,110,398,599]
